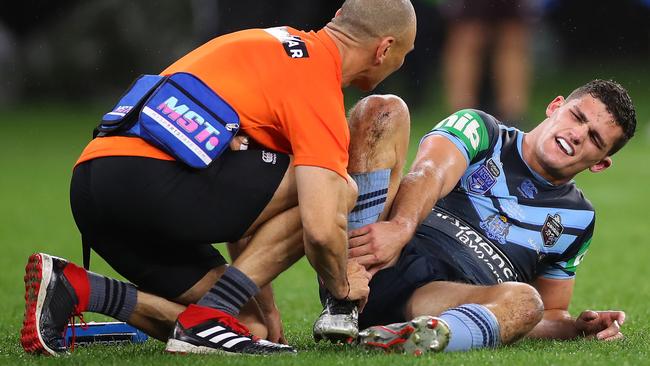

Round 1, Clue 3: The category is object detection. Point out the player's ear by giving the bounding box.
[546,96,565,118]
[589,156,612,173]
[374,37,395,65]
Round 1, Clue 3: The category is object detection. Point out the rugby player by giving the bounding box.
[20,0,416,356]
[317,79,636,354]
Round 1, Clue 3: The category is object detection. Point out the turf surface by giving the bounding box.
[1,68,649,364]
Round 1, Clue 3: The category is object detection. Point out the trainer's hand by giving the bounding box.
[229,135,250,151]
[346,260,371,312]
[263,308,287,344]
[576,310,625,341]
[348,221,410,275]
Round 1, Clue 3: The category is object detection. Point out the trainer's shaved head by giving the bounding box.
[330,0,416,43]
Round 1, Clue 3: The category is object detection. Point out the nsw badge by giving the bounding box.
[467,158,501,195]
[542,213,564,247]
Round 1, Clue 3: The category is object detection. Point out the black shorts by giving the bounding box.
[358,225,498,328]
[70,149,289,298]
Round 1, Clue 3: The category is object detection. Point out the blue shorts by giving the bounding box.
[358,225,499,328]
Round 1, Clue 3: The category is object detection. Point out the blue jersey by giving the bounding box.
[418,109,594,284]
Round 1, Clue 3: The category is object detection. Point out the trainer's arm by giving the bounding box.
[295,166,361,300]
[349,135,467,271]
[528,277,625,341]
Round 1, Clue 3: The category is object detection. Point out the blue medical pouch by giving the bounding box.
[97,72,240,169]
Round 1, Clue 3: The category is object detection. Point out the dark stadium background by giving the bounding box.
[2,0,648,113]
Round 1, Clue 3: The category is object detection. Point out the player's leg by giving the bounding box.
[347,94,410,224]
[314,94,410,342]
[405,281,543,347]
[359,280,543,354]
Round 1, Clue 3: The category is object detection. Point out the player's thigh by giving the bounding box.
[405,281,529,319]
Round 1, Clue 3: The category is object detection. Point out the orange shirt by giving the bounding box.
[77,27,349,179]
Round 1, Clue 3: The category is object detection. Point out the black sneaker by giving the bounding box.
[165,304,296,355]
[313,294,358,344]
[21,253,83,356]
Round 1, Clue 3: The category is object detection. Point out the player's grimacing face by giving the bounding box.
[535,95,623,179]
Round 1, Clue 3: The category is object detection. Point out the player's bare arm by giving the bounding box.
[348,135,467,272]
[528,277,625,341]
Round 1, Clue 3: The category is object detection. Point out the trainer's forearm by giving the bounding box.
[526,309,580,340]
[303,224,349,299]
[295,166,351,299]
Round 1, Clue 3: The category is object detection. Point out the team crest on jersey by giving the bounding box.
[479,214,511,245]
[542,213,564,247]
[517,179,538,199]
[467,159,500,194]
[264,27,309,58]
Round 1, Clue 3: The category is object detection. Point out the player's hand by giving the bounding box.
[345,260,371,312]
[348,221,410,275]
[262,308,287,344]
[575,310,625,341]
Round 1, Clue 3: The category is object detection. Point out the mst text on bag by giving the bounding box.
[98,72,240,168]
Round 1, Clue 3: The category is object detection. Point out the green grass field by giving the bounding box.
[1,69,649,365]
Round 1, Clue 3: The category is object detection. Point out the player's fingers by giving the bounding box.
[354,254,380,268]
[349,225,371,239]
[601,311,626,325]
[348,235,370,248]
[596,320,621,340]
[349,245,373,259]
[600,332,624,342]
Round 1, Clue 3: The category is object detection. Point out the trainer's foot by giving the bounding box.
[21,253,83,356]
[165,304,296,355]
[358,315,450,356]
[313,294,358,344]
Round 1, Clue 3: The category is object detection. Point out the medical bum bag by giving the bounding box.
[97,72,240,168]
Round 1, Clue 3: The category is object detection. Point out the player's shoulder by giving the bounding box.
[429,109,501,162]
[560,181,596,213]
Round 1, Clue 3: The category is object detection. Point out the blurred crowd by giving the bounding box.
[1,0,649,124]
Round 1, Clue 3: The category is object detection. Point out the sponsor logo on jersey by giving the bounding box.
[433,110,489,160]
[479,214,511,245]
[261,151,277,164]
[435,212,517,283]
[264,27,310,58]
[541,213,564,247]
[467,158,500,195]
[517,179,538,199]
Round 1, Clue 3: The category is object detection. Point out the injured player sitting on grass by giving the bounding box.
[313,79,636,355]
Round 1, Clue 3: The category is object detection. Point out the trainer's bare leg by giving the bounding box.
[405,281,544,344]
[125,158,303,341]
[127,263,286,341]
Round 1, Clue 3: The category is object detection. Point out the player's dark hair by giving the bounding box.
[567,79,636,155]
